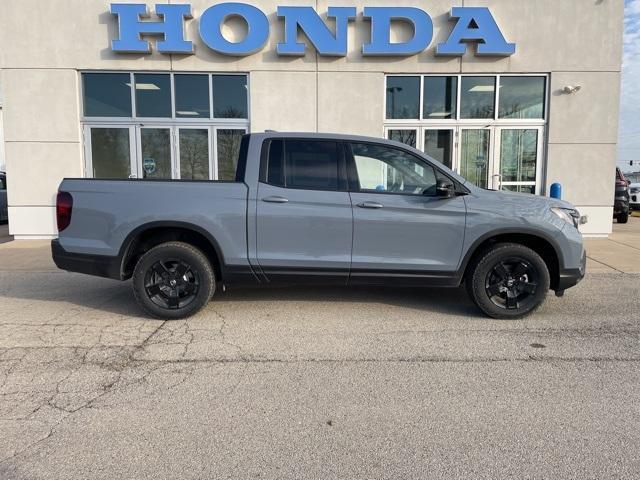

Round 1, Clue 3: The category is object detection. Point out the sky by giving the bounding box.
[619,0,640,172]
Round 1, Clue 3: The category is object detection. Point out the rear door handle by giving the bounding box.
[357,201,384,209]
[262,195,289,204]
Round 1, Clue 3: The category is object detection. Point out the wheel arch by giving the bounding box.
[460,230,563,291]
[117,221,226,282]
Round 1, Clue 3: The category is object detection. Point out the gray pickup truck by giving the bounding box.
[52,132,586,320]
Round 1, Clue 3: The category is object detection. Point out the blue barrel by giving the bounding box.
[550,183,562,199]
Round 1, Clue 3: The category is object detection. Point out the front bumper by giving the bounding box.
[556,249,586,291]
[51,239,122,280]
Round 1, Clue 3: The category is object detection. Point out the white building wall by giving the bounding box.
[0,0,625,237]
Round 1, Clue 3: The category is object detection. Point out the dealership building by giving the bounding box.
[0,0,624,238]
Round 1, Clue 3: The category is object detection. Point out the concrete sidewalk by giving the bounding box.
[585,213,640,273]
[1,214,639,275]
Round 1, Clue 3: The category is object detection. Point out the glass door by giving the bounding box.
[136,126,174,179]
[423,128,456,170]
[215,128,248,180]
[385,128,418,149]
[84,125,136,178]
[177,127,211,180]
[458,128,494,189]
[495,127,543,194]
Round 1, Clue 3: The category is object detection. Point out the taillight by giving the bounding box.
[56,191,73,232]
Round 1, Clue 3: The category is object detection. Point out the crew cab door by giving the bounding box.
[256,138,352,283]
[347,141,467,283]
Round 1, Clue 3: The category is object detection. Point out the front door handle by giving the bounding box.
[357,201,384,209]
[262,195,289,204]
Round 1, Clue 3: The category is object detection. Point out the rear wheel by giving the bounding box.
[617,212,629,224]
[132,241,214,320]
[466,243,550,319]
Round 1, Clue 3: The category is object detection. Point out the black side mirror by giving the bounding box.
[435,179,455,198]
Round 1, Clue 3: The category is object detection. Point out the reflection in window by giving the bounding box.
[351,143,438,195]
[423,77,457,119]
[213,75,248,118]
[502,185,535,194]
[135,74,172,118]
[90,128,131,178]
[386,76,420,119]
[460,129,491,189]
[499,77,545,119]
[387,130,417,148]
[424,130,453,169]
[83,73,132,117]
[217,129,245,180]
[500,129,538,183]
[460,77,495,119]
[175,75,210,118]
[180,129,209,180]
[140,128,172,179]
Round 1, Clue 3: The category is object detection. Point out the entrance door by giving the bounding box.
[84,125,136,178]
[177,127,211,180]
[137,126,174,179]
[495,127,543,194]
[458,127,495,190]
[423,128,456,170]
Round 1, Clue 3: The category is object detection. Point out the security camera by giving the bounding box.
[562,85,582,94]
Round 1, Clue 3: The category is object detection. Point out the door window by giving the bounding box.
[350,143,442,195]
[140,128,172,179]
[179,129,210,180]
[424,129,454,169]
[89,127,133,178]
[216,129,245,180]
[266,139,340,191]
[459,129,491,189]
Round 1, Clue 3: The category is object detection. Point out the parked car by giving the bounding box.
[614,167,630,223]
[0,172,8,224]
[52,133,586,320]
[630,181,640,212]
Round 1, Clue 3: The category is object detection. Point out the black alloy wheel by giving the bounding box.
[133,242,215,319]
[484,257,539,311]
[145,259,200,310]
[466,243,550,319]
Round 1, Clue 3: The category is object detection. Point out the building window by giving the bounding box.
[81,72,250,180]
[498,76,545,119]
[384,74,547,195]
[174,74,210,119]
[386,76,420,120]
[423,76,457,120]
[83,73,132,117]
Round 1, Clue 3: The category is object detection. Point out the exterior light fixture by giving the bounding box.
[562,85,582,94]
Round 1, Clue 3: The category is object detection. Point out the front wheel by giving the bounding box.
[466,243,550,319]
[132,242,215,320]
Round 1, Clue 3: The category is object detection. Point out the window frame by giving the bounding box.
[80,71,251,124]
[345,140,461,198]
[384,74,548,126]
[259,138,349,193]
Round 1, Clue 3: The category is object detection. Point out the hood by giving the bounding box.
[463,181,576,210]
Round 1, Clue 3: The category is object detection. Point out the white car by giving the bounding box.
[630,182,640,211]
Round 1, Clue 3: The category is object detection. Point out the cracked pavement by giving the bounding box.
[1,243,640,479]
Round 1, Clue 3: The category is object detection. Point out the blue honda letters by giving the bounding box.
[110,3,515,57]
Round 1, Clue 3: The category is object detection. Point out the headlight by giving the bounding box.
[551,207,581,228]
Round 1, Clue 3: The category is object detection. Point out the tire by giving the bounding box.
[465,243,550,320]
[617,212,629,224]
[132,241,215,320]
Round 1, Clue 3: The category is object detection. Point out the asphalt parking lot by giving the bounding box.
[1,218,640,479]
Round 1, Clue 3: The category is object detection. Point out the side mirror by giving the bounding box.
[435,179,455,198]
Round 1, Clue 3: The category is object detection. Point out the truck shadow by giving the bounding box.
[3,273,480,319]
